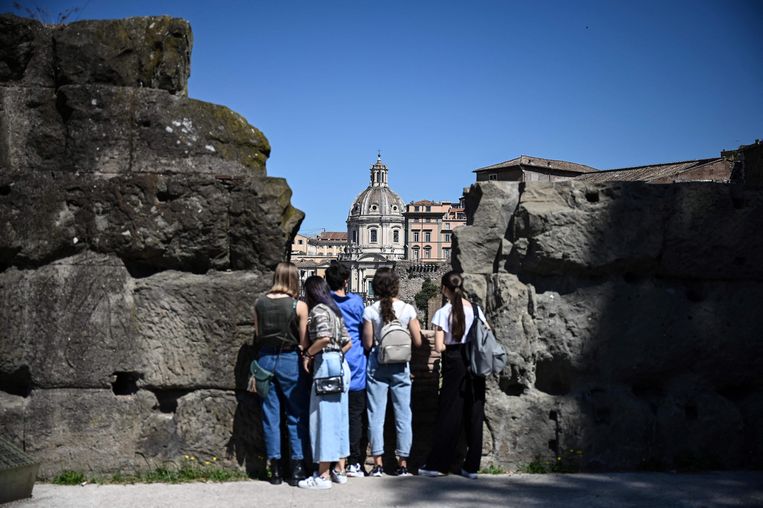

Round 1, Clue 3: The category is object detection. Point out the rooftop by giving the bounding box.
[575,157,730,183]
[474,155,597,174]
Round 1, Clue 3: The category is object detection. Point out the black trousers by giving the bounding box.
[425,344,486,473]
[348,388,367,465]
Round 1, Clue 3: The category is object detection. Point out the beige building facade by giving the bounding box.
[403,200,465,262]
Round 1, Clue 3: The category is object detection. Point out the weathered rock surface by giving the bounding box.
[0,15,300,477]
[458,180,763,471]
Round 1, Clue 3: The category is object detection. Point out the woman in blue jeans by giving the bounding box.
[253,262,310,486]
[362,268,422,476]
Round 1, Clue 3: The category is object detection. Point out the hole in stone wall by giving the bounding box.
[139,119,151,128]
[123,261,164,279]
[548,439,558,454]
[151,389,191,413]
[549,410,558,421]
[584,190,600,203]
[684,403,698,421]
[499,377,526,397]
[0,366,32,397]
[0,185,11,196]
[111,372,142,395]
[535,357,575,396]
[156,190,182,203]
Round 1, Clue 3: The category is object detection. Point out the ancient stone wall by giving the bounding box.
[0,15,302,477]
[454,180,763,471]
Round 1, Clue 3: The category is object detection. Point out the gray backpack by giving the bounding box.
[466,304,507,377]
[377,318,412,364]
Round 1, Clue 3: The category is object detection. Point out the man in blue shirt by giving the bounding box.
[325,261,367,477]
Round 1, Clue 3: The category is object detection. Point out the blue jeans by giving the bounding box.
[366,352,412,458]
[256,349,310,460]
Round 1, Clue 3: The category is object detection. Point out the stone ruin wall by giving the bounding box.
[454,179,763,471]
[1,13,762,477]
[0,15,302,477]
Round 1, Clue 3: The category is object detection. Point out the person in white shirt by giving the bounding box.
[418,271,486,479]
[362,268,422,477]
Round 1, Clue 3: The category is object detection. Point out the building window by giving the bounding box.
[444,248,451,260]
[298,239,303,244]
[352,230,357,243]
[424,231,431,242]
[424,246,431,258]
[393,230,399,243]
[444,232,451,242]
[415,206,420,211]
[370,229,377,243]
[444,222,450,230]
[489,174,497,181]
[413,231,419,242]
[412,246,420,260]
[426,206,431,211]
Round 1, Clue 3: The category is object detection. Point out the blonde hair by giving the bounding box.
[270,262,299,297]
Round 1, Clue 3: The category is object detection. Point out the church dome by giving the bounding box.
[348,154,405,219]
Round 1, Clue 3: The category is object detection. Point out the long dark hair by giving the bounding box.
[442,271,466,339]
[304,275,342,317]
[372,267,399,324]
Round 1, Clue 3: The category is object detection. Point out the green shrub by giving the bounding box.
[52,470,86,485]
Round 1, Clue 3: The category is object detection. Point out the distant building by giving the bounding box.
[474,155,596,182]
[341,153,406,296]
[290,231,348,283]
[574,157,734,184]
[403,199,466,262]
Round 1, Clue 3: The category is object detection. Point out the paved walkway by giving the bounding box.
[8,471,763,508]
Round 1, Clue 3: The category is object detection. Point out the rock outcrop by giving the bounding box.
[455,180,763,471]
[0,15,301,477]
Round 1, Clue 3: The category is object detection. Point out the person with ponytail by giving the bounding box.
[418,270,487,479]
[299,275,352,490]
[362,267,422,477]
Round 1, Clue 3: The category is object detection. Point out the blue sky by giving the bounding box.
[7,0,763,233]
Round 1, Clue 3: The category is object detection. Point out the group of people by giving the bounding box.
[252,261,487,490]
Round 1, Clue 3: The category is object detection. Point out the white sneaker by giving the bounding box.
[460,468,478,480]
[418,466,444,477]
[346,463,365,477]
[330,468,348,484]
[298,474,332,490]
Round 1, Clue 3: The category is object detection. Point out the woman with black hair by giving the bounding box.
[362,267,422,477]
[419,270,487,479]
[299,275,352,490]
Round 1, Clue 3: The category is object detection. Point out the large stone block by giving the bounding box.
[0,252,136,389]
[0,172,302,273]
[53,17,192,95]
[58,85,269,176]
[660,184,763,280]
[133,270,268,389]
[511,182,669,275]
[0,14,54,87]
[24,389,158,477]
[0,86,65,174]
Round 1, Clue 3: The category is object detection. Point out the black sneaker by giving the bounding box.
[269,460,282,485]
[395,466,412,477]
[370,465,383,477]
[288,460,306,487]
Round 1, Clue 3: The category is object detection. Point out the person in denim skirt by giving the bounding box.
[299,275,352,490]
[362,268,422,477]
[253,262,310,486]
[325,262,368,478]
